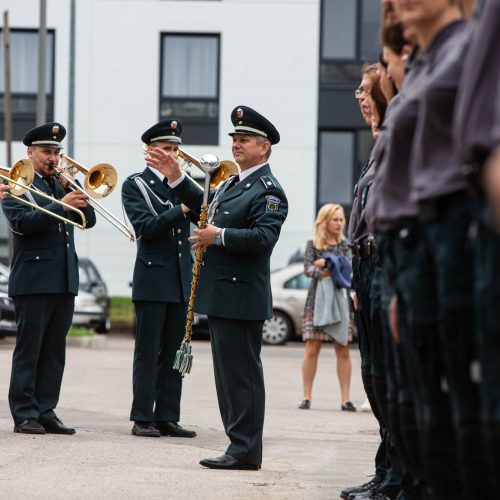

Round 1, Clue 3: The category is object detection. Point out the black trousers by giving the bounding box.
[352,255,388,483]
[380,234,427,499]
[475,202,500,490]
[208,316,265,468]
[10,293,74,424]
[395,195,489,499]
[130,301,186,423]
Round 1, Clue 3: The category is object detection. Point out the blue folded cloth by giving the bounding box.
[321,253,352,289]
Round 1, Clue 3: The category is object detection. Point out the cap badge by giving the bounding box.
[52,125,59,135]
[171,121,177,130]
[236,108,244,119]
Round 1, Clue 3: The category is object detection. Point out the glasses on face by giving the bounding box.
[355,88,369,99]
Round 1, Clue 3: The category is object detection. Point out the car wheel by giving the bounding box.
[262,311,292,345]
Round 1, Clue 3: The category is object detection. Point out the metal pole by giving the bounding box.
[3,10,13,264]
[36,0,47,125]
[68,0,76,156]
[3,11,12,168]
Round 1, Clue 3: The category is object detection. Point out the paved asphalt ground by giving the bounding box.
[0,335,379,499]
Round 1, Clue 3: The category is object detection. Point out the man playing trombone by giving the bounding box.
[147,106,288,470]
[2,122,96,435]
[121,119,196,439]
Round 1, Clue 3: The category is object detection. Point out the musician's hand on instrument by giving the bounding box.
[189,224,217,249]
[61,191,89,210]
[0,184,10,200]
[58,172,75,189]
[145,147,182,182]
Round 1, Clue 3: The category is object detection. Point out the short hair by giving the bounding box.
[381,22,407,56]
[360,62,379,79]
[256,135,272,160]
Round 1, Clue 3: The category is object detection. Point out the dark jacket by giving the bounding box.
[2,174,96,297]
[172,163,288,321]
[121,167,193,303]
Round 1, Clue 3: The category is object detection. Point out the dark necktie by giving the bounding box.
[162,177,169,188]
[44,176,56,195]
[226,175,239,191]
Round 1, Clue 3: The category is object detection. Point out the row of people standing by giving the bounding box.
[1,105,288,473]
[343,0,500,498]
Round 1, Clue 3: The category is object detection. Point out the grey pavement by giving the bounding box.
[0,335,379,499]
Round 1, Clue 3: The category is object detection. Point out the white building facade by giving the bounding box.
[0,0,320,295]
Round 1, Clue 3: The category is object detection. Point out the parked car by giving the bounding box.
[0,290,16,338]
[192,264,310,345]
[0,258,110,336]
[262,264,309,345]
[72,290,107,331]
[78,258,110,333]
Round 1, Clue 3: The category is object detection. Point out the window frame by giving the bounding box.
[0,27,56,140]
[158,31,221,146]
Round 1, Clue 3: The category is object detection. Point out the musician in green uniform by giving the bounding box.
[146,106,288,470]
[122,119,196,438]
[2,122,96,435]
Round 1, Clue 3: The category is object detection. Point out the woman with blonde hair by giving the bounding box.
[299,203,355,411]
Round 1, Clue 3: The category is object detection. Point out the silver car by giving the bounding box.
[262,264,310,345]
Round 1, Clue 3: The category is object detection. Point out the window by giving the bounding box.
[320,0,381,84]
[284,273,311,291]
[317,130,374,210]
[0,29,55,141]
[160,33,220,145]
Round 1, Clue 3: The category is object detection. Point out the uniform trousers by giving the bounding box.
[380,234,427,499]
[352,255,389,483]
[208,316,265,468]
[130,301,186,423]
[10,293,74,423]
[370,252,412,499]
[395,195,488,499]
[475,202,500,490]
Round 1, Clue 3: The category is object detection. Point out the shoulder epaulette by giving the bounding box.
[126,172,142,181]
[259,175,277,189]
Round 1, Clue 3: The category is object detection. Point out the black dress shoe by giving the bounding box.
[40,417,76,435]
[14,418,46,435]
[199,454,259,470]
[131,422,160,437]
[341,401,357,412]
[298,399,311,409]
[155,421,196,438]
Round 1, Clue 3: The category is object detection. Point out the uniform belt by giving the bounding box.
[351,240,377,259]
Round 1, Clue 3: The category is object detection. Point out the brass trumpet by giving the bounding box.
[0,159,87,229]
[55,155,135,242]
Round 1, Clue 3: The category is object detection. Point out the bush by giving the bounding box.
[68,326,94,337]
[110,296,135,331]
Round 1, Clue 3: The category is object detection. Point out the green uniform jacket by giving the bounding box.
[173,163,288,321]
[2,175,97,297]
[122,167,193,303]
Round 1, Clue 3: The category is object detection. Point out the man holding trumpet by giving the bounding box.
[146,106,288,470]
[122,119,196,439]
[2,122,96,435]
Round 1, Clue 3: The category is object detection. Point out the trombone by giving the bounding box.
[0,159,87,229]
[178,148,238,189]
[55,155,135,242]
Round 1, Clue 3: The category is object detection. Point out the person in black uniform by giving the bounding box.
[146,105,288,470]
[121,119,197,439]
[454,0,500,489]
[2,122,96,435]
